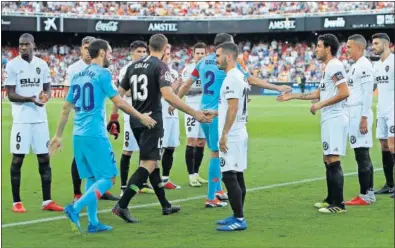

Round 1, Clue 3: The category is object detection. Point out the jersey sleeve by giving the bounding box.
[329,62,347,86]
[190,61,201,82]
[223,75,244,100]
[64,65,73,87]
[236,63,250,78]
[42,62,51,84]
[99,69,118,99]
[158,62,172,88]
[4,62,17,86]
[181,65,191,83]
[120,67,131,92]
[65,86,73,103]
[117,67,127,87]
[360,63,375,117]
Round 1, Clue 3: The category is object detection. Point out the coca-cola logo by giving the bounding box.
[95,21,119,32]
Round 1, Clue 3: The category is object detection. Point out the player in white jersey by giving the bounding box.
[113,41,155,195]
[181,42,208,187]
[344,34,376,205]
[278,34,350,214]
[4,33,63,213]
[160,44,182,189]
[211,42,248,231]
[371,33,395,198]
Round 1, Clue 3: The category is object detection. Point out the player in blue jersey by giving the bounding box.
[49,39,156,234]
[176,33,292,208]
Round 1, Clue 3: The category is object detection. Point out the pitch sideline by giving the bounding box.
[2,169,382,229]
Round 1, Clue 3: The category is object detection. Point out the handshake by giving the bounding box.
[106,110,216,139]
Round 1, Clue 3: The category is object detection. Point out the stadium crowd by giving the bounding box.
[2,39,394,85]
[1,1,393,17]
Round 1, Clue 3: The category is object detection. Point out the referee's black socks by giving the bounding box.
[118,167,150,209]
[150,168,171,208]
[328,161,344,207]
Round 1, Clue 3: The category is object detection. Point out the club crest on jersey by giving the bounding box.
[323,142,329,151]
[220,157,226,167]
[348,79,354,87]
[36,67,41,74]
[164,71,172,82]
[332,71,344,82]
[385,65,389,72]
[350,136,357,144]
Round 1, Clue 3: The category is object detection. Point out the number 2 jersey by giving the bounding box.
[191,53,249,111]
[219,68,249,141]
[4,56,51,124]
[66,63,118,137]
[120,55,171,128]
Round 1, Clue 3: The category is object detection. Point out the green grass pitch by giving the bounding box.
[1,96,393,248]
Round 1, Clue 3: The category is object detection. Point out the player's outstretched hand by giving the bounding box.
[219,134,228,154]
[194,110,212,123]
[277,85,292,93]
[107,113,121,139]
[276,92,292,102]
[139,112,157,129]
[30,96,44,107]
[168,106,175,116]
[49,136,63,156]
[310,102,322,115]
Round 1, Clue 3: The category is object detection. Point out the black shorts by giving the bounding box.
[132,127,164,161]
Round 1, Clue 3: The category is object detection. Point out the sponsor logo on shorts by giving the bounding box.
[390,126,394,134]
[220,157,225,167]
[350,135,357,144]
[36,67,41,75]
[323,142,329,151]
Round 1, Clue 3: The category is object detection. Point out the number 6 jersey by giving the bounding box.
[120,56,171,128]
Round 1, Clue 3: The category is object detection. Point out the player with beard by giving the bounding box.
[371,33,395,198]
[277,34,350,213]
[50,39,156,233]
[5,33,63,213]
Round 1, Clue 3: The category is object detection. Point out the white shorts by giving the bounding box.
[321,115,348,156]
[162,117,180,148]
[184,102,205,139]
[376,110,395,140]
[123,121,139,152]
[10,122,50,154]
[348,106,373,148]
[219,133,248,173]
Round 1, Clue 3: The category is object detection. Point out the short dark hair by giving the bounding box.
[88,39,109,59]
[214,33,233,46]
[193,42,207,53]
[372,33,391,42]
[19,33,34,42]
[318,33,340,56]
[130,40,147,51]
[149,34,168,52]
[216,42,239,60]
[81,36,95,46]
[348,34,367,48]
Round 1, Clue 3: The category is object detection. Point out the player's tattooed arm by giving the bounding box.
[5,85,39,103]
[277,89,320,102]
[177,77,194,99]
[247,75,292,92]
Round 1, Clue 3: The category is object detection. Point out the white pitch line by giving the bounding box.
[1,169,382,229]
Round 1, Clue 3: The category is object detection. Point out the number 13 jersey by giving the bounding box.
[120,56,171,128]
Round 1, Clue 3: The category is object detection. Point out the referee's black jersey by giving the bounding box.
[120,55,171,128]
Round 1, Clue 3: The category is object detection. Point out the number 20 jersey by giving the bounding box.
[120,56,171,128]
[191,53,249,111]
[66,63,118,137]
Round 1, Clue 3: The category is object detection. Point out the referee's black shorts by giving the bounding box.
[132,126,164,161]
